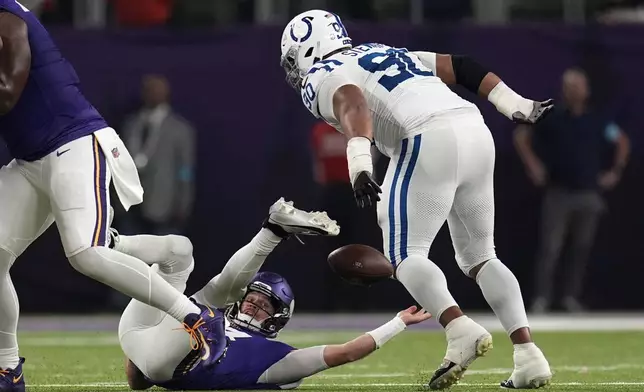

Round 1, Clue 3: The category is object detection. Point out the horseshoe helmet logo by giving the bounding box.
[290,16,314,43]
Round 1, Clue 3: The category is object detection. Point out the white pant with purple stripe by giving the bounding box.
[377,109,498,276]
[0,133,111,258]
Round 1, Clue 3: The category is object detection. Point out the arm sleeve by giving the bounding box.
[449,54,490,95]
[257,346,329,387]
[191,273,247,309]
[190,231,273,308]
[411,51,438,74]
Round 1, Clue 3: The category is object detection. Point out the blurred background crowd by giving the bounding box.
[17,0,644,26]
[5,0,643,315]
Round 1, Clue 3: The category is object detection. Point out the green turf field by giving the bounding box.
[17,330,644,391]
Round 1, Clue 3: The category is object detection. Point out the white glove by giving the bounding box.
[488,82,554,124]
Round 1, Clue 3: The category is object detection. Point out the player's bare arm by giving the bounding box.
[416,52,553,125]
[332,84,381,208]
[332,84,373,141]
[0,11,30,115]
[323,306,430,367]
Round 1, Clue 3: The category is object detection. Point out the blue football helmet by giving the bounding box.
[226,272,295,338]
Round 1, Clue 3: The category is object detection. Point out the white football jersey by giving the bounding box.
[301,42,477,157]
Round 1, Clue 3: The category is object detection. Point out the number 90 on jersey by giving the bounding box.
[301,83,316,111]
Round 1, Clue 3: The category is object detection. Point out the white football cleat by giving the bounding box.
[429,316,493,390]
[265,197,340,237]
[501,344,552,389]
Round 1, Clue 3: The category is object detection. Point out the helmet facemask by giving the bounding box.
[226,281,294,338]
[280,40,323,91]
[280,46,304,90]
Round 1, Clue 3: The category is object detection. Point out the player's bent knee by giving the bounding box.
[458,250,498,279]
[165,235,193,259]
[67,247,105,278]
[466,258,511,281]
[466,261,488,279]
[159,235,193,274]
[394,248,429,267]
[462,256,497,279]
[392,252,425,279]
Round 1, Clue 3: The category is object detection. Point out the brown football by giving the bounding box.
[327,244,394,286]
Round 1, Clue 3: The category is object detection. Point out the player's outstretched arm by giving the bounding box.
[0,11,30,115]
[191,227,282,309]
[413,51,553,125]
[259,306,431,387]
[323,306,430,366]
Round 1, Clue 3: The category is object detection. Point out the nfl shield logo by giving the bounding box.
[111,147,120,158]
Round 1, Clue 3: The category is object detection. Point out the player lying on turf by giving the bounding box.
[280,10,552,390]
[116,198,431,390]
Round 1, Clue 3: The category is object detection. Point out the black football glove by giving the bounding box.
[352,171,381,208]
[512,99,554,124]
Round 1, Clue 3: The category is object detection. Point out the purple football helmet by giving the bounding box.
[226,272,295,338]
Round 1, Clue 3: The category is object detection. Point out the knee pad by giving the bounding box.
[166,235,193,258]
[164,235,194,273]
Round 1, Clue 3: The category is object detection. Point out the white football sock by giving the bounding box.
[69,247,200,322]
[476,258,529,335]
[0,250,19,370]
[192,228,281,309]
[396,254,459,321]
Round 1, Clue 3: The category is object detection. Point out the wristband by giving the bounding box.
[366,316,406,349]
[488,82,533,120]
[346,137,373,185]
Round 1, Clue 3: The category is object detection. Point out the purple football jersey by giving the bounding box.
[157,326,296,390]
[0,0,108,161]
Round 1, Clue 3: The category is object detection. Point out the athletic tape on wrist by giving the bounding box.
[366,316,407,349]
